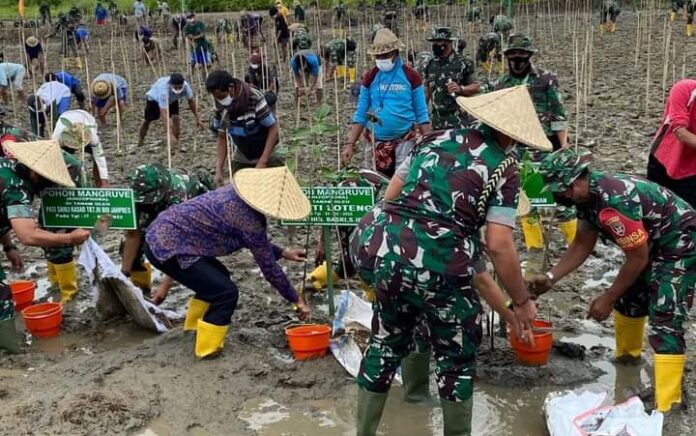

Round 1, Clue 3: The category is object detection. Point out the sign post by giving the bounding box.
[283,186,375,316]
[41,188,137,230]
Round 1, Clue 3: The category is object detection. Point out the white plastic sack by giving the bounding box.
[77,238,179,333]
[545,390,663,436]
[332,289,373,334]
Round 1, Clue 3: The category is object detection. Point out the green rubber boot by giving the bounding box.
[356,387,388,436]
[441,397,473,436]
[401,351,432,403]
[0,316,20,354]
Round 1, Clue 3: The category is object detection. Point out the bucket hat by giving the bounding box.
[456,86,552,151]
[3,140,75,187]
[367,28,404,55]
[233,166,310,220]
[538,147,594,192]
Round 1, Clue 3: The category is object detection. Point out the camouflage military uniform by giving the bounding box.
[128,164,213,271]
[424,53,476,129]
[323,38,357,67]
[493,14,513,34]
[350,126,519,401]
[600,0,621,23]
[413,51,434,77]
[573,170,696,354]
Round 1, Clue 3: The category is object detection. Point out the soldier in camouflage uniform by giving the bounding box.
[687,0,696,36]
[424,26,479,130]
[350,87,543,435]
[671,0,687,22]
[121,163,212,302]
[476,32,503,77]
[532,147,695,413]
[411,50,433,76]
[492,14,513,40]
[599,0,621,33]
[322,37,358,83]
[494,34,575,257]
[0,140,90,303]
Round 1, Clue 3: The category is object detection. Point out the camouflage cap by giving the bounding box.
[493,14,513,33]
[167,171,190,205]
[426,26,457,41]
[128,163,172,205]
[294,32,312,50]
[538,147,593,192]
[187,167,215,197]
[504,33,537,55]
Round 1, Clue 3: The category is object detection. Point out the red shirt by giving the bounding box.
[653,79,696,179]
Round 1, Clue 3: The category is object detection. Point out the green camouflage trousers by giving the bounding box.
[355,258,482,402]
[614,255,696,354]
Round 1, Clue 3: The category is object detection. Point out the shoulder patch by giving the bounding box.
[598,208,648,251]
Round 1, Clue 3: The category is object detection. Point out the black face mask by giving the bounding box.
[508,56,532,78]
[432,43,446,57]
[552,192,576,208]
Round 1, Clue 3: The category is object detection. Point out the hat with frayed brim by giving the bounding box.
[367,28,404,55]
[516,191,531,217]
[4,140,75,187]
[233,166,310,220]
[456,86,552,151]
[92,80,112,99]
[25,36,39,47]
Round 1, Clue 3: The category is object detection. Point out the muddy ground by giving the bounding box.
[0,4,695,435]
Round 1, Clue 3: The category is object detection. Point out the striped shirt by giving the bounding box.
[218,85,276,162]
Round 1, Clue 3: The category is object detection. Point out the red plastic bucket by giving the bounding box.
[10,281,35,312]
[21,302,63,338]
[285,324,331,360]
[508,319,554,366]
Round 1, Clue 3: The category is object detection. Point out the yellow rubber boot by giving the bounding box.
[613,311,646,361]
[130,263,152,291]
[348,67,357,83]
[307,261,340,291]
[55,260,78,303]
[184,298,211,331]
[654,354,686,412]
[47,262,59,288]
[336,65,346,79]
[359,279,376,302]
[558,219,577,245]
[610,22,617,32]
[481,61,492,74]
[687,24,694,36]
[76,57,83,69]
[670,11,676,22]
[599,23,605,33]
[195,320,229,358]
[520,216,544,250]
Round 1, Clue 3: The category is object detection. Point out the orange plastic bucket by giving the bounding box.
[21,302,63,338]
[10,281,35,312]
[285,324,331,360]
[508,319,553,366]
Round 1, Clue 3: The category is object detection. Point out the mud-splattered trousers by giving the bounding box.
[354,256,481,401]
[579,170,696,355]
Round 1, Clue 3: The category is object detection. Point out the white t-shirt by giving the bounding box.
[51,109,109,180]
[36,81,71,106]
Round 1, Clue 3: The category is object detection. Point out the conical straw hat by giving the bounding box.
[3,140,75,187]
[91,80,112,99]
[516,191,532,217]
[233,166,310,221]
[456,86,552,151]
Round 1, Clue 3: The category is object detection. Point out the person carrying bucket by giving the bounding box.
[349,86,544,435]
[144,166,311,358]
[0,140,90,303]
[531,147,696,413]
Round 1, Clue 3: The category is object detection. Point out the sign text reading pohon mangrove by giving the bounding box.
[41,188,137,229]
[282,186,375,226]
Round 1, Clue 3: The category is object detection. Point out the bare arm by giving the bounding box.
[256,122,279,168]
[419,123,432,134]
[383,175,405,201]
[485,223,528,303]
[460,82,480,96]
[11,218,89,247]
[215,131,228,185]
[556,129,569,148]
[548,224,598,283]
[121,230,141,273]
[674,127,696,149]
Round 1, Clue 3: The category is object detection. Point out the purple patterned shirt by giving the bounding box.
[145,185,298,303]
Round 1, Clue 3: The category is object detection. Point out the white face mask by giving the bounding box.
[216,95,233,106]
[250,64,259,70]
[171,87,184,95]
[375,58,395,72]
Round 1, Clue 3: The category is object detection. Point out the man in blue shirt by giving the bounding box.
[138,73,203,152]
[46,71,85,109]
[342,28,431,177]
[290,32,323,104]
[91,73,128,125]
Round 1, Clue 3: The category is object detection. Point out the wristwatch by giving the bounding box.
[545,271,555,283]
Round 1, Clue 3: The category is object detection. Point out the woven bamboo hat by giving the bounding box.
[233,166,310,220]
[25,36,39,47]
[516,191,532,217]
[59,122,91,150]
[91,79,112,99]
[367,28,404,55]
[4,140,75,187]
[456,86,552,151]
